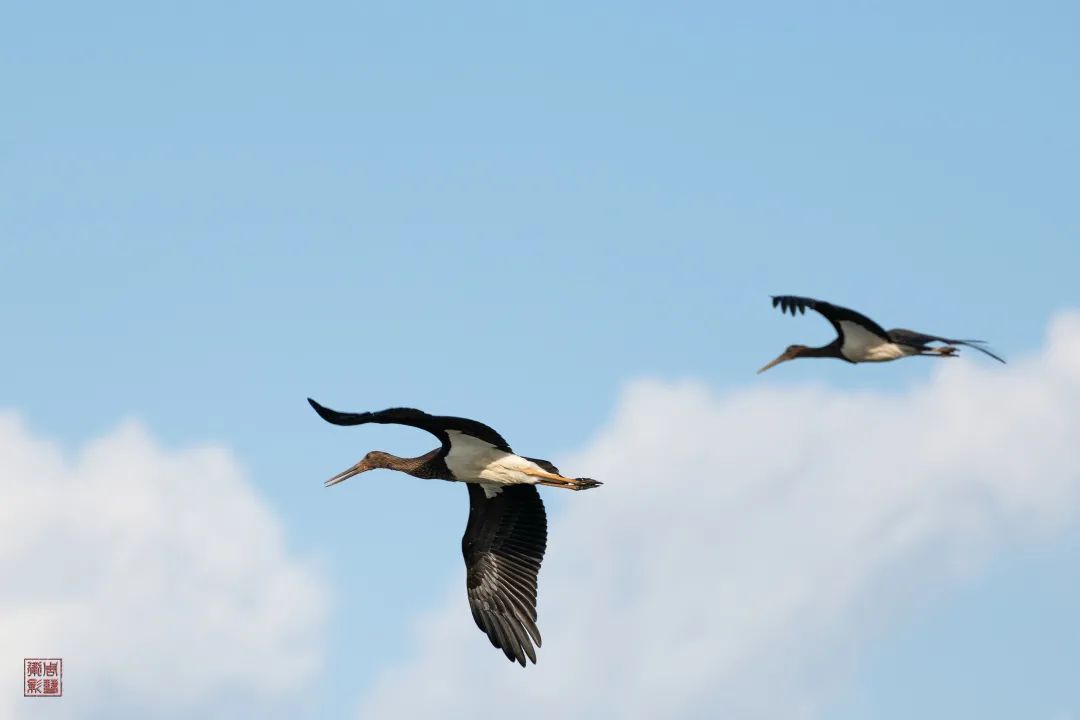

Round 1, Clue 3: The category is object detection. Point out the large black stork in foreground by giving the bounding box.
[758,295,1006,373]
[308,398,601,666]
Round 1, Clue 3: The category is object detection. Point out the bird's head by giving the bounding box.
[757,344,808,374]
[324,450,394,487]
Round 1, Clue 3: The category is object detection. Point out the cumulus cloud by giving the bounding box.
[358,311,1080,720]
[0,418,328,719]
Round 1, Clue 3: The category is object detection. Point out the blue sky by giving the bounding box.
[3,2,1079,717]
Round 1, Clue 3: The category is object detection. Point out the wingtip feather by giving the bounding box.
[307,397,331,418]
[307,397,361,425]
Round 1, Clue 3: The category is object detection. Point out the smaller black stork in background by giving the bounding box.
[758,295,1006,373]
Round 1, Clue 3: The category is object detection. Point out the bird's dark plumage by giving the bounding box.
[307,398,513,454]
[771,295,891,341]
[462,483,548,666]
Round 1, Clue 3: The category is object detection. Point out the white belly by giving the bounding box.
[860,343,911,362]
[443,431,545,496]
[838,321,911,363]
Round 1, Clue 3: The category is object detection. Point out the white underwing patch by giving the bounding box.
[838,321,912,362]
[444,430,546,488]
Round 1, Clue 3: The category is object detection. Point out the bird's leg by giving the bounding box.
[535,478,576,490]
[522,468,601,491]
[522,468,577,486]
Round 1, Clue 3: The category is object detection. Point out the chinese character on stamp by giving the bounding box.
[24,659,62,698]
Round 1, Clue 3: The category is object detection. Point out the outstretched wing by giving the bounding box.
[462,483,547,666]
[307,398,513,454]
[771,295,891,343]
[887,329,1006,363]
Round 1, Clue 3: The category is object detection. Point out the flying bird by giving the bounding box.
[308,398,601,666]
[758,295,1006,373]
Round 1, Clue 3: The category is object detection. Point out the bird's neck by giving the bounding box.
[370,449,446,479]
[803,339,843,358]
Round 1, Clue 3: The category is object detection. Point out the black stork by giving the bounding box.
[758,295,1006,373]
[307,398,601,666]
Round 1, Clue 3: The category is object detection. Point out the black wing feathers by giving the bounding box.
[771,295,891,340]
[462,484,548,666]
[307,398,513,452]
[887,329,1006,363]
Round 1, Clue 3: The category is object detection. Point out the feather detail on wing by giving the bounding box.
[307,399,513,453]
[462,484,547,666]
[771,295,891,342]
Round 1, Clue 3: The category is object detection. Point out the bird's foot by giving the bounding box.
[570,477,603,491]
[936,346,959,356]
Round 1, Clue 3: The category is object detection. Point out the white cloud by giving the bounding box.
[0,418,328,719]
[358,311,1080,720]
